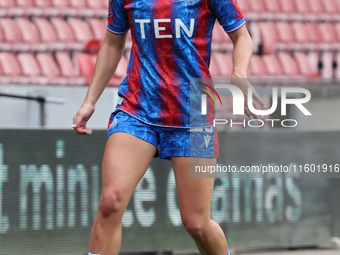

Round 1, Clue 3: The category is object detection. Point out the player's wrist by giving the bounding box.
[231,71,247,79]
[82,100,96,109]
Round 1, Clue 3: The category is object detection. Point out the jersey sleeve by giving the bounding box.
[107,0,129,34]
[209,0,246,33]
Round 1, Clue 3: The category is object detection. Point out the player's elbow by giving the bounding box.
[228,26,252,47]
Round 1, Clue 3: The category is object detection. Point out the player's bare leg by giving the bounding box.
[172,157,229,255]
[89,133,157,255]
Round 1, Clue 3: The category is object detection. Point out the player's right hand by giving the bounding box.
[72,103,95,135]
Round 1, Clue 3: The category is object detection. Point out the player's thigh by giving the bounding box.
[172,157,217,221]
[100,132,157,207]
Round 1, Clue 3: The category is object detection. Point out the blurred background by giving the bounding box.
[1,0,340,254]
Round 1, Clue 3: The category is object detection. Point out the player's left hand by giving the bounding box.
[72,103,95,135]
[231,75,266,120]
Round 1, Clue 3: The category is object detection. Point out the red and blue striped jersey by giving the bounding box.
[108,0,245,128]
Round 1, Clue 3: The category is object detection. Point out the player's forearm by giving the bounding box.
[83,32,127,107]
[229,27,253,79]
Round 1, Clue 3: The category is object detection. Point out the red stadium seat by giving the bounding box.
[294,0,309,14]
[69,0,94,17]
[50,18,74,41]
[0,0,15,16]
[262,55,282,77]
[308,0,324,14]
[109,55,128,86]
[87,0,107,16]
[16,0,35,8]
[275,22,294,51]
[75,53,95,83]
[306,22,330,50]
[321,0,338,14]
[318,23,339,50]
[258,22,277,54]
[35,0,52,7]
[0,0,15,8]
[0,19,21,42]
[55,52,85,85]
[294,53,319,78]
[335,23,340,42]
[246,0,266,20]
[236,0,249,15]
[321,52,334,78]
[262,0,280,14]
[213,53,233,78]
[68,18,94,43]
[50,18,82,50]
[304,23,321,48]
[0,18,30,51]
[87,0,105,8]
[16,0,43,16]
[55,52,76,77]
[291,22,310,50]
[0,20,11,51]
[15,18,47,51]
[69,0,87,8]
[0,53,24,83]
[0,53,22,75]
[262,0,283,20]
[0,60,4,83]
[278,0,295,14]
[88,19,107,41]
[36,53,65,84]
[335,52,340,79]
[249,55,266,78]
[307,51,320,74]
[33,18,66,51]
[248,22,261,54]
[334,0,340,14]
[221,30,233,51]
[101,0,108,9]
[212,23,224,50]
[52,0,69,7]
[34,0,62,16]
[277,52,300,77]
[212,23,232,51]
[17,53,46,84]
[209,54,221,78]
[247,0,264,14]
[52,0,77,16]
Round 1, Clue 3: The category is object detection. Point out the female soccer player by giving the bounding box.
[73,0,264,254]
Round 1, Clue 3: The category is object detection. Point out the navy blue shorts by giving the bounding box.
[107,110,219,160]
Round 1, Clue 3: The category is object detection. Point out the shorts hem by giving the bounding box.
[107,130,159,153]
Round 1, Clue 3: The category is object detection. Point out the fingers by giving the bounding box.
[244,106,252,118]
[245,106,261,120]
[232,78,266,123]
[253,90,266,108]
[73,123,92,135]
[74,127,93,135]
[72,113,92,135]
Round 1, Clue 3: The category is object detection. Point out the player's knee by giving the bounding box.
[181,215,206,239]
[98,191,124,218]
